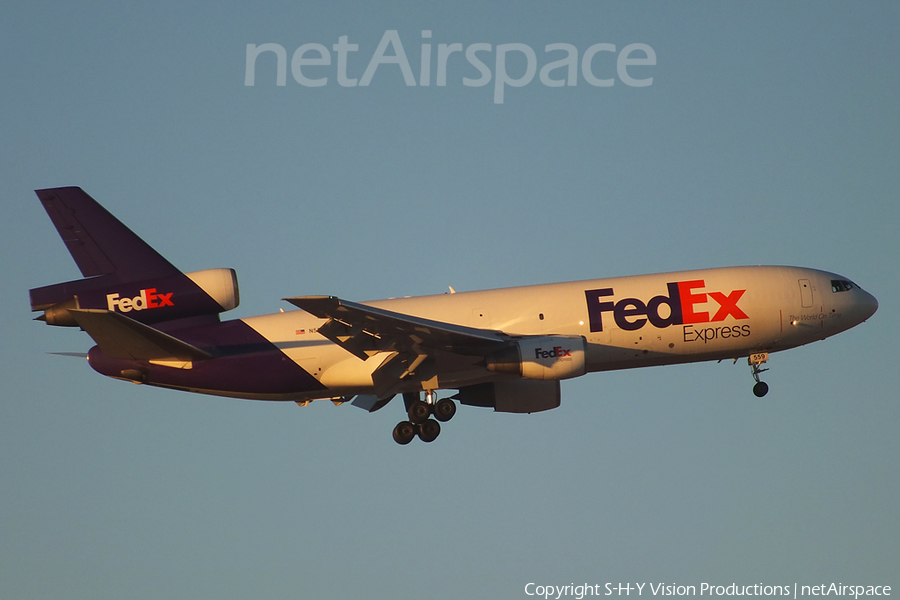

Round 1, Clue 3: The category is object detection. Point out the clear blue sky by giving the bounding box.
[2,2,898,599]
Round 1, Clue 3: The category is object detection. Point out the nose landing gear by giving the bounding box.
[749,352,769,397]
[392,391,456,445]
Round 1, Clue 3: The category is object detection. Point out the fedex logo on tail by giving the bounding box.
[584,280,748,333]
[106,288,174,313]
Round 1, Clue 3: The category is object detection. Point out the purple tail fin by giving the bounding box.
[30,187,239,327]
[35,187,179,281]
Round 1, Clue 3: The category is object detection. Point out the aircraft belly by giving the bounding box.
[87,343,327,398]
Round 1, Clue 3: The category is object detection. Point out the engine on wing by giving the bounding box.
[32,268,240,327]
[485,335,586,380]
[455,380,561,413]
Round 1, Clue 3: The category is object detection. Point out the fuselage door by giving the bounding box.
[799,279,813,308]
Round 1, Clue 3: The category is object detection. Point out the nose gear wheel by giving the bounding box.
[748,353,769,397]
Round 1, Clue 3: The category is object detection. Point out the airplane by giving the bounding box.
[29,187,878,444]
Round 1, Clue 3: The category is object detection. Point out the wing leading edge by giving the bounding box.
[283,295,510,359]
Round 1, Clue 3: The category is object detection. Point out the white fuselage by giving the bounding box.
[241,266,877,400]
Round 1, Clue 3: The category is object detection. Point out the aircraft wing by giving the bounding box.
[283,295,510,360]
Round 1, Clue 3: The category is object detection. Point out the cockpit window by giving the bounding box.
[831,280,855,293]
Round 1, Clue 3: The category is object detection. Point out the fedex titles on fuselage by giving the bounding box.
[585,279,751,343]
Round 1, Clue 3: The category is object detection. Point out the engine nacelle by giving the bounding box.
[485,335,586,381]
[31,268,240,326]
[185,268,240,312]
[455,380,560,413]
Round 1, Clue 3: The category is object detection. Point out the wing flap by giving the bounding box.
[69,308,212,361]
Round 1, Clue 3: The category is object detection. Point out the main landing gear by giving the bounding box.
[749,352,769,397]
[392,390,457,445]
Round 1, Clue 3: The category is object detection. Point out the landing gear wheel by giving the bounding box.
[433,398,457,422]
[407,400,431,424]
[748,353,770,398]
[417,419,441,443]
[393,421,416,445]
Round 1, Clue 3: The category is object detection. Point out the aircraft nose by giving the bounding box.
[858,289,878,321]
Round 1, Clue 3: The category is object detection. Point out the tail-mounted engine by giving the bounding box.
[31,268,240,327]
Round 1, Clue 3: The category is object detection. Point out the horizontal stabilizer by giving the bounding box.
[69,309,211,361]
[48,351,89,358]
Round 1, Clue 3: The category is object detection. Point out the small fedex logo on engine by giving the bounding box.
[535,346,572,360]
[584,280,748,333]
[106,288,174,313]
